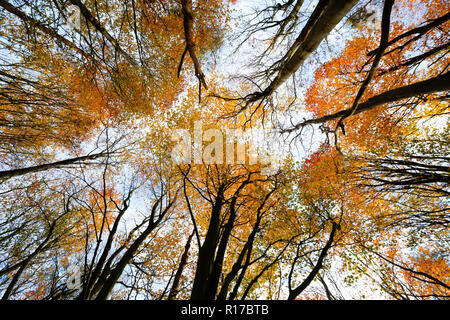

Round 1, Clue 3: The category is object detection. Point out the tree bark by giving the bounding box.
[179,0,208,90]
[248,0,358,102]
[337,0,394,127]
[190,187,224,300]
[0,152,106,180]
[95,197,173,300]
[283,71,450,133]
[288,221,338,300]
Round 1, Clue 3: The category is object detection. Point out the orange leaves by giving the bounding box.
[0,0,448,301]
[401,249,450,298]
[376,246,450,299]
[296,145,344,204]
[131,0,231,112]
[304,0,448,158]
[0,0,232,160]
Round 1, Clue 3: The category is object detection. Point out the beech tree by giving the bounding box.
[0,0,448,300]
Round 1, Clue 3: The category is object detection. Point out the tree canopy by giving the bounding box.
[0,0,448,300]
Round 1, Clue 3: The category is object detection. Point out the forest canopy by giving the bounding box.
[0,0,448,300]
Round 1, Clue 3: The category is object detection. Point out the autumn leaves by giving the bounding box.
[0,0,449,300]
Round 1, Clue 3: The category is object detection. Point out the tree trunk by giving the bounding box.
[288,221,338,300]
[190,189,224,300]
[0,152,106,180]
[284,71,450,132]
[250,0,358,101]
[168,231,194,300]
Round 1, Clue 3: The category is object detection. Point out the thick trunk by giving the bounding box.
[217,202,265,300]
[190,190,224,300]
[0,152,106,180]
[179,0,207,91]
[217,226,256,300]
[204,198,238,299]
[95,198,173,300]
[78,200,129,300]
[168,231,194,300]
[94,221,158,300]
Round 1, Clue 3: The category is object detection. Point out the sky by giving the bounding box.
[2,0,444,300]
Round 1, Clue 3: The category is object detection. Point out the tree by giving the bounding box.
[0,0,448,301]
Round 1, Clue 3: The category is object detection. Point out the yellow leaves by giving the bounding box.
[0,0,447,301]
[382,246,450,299]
